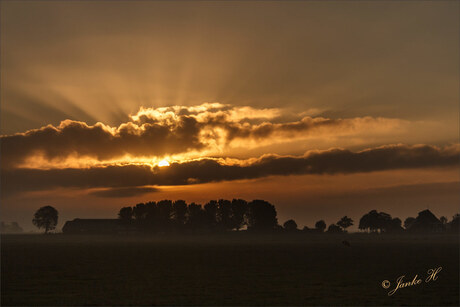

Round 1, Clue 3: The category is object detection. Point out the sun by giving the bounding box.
[158,159,170,167]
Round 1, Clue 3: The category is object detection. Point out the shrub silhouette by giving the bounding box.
[315,220,326,232]
[283,219,298,232]
[327,224,343,233]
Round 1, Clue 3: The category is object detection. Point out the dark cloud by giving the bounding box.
[1,117,204,168]
[88,186,159,198]
[2,144,458,196]
[1,164,157,197]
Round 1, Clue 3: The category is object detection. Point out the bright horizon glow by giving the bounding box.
[158,159,170,167]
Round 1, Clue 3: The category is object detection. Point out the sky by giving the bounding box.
[1,1,459,231]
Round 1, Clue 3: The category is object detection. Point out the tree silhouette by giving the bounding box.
[404,217,416,230]
[386,217,403,233]
[157,200,173,230]
[449,214,459,233]
[186,202,207,231]
[440,216,447,225]
[337,216,353,232]
[246,200,278,231]
[359,210,377,232]
[315,220,326,232]
[283,219,298,232]
[118,207,133,221]
[217,199,233,230]
[145,201,157,220]
[231,199,247,230]
[133,203,147,220]
[172,200,188,229]
[378,212,392,231]
[204,200,218,229]
[32,206,58,234]
[359,210,396,233]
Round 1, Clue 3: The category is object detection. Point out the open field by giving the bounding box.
[1,233,459,306]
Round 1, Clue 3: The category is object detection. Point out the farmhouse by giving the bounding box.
[408,210,443,233]
[62,219,129,234]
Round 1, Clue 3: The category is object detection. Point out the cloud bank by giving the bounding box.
[3,144,458,196]
[1,103,407,168]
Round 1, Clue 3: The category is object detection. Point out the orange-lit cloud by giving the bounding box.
[88,186,159,198]
[1,103,410,169]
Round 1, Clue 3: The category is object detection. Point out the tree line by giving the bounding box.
[30,201,459,234]
[117,199,460,234]
[117,199,277,232]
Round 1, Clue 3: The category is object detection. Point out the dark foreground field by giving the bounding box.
[1,233,459,306]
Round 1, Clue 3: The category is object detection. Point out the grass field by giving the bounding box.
[1,233,459,306]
